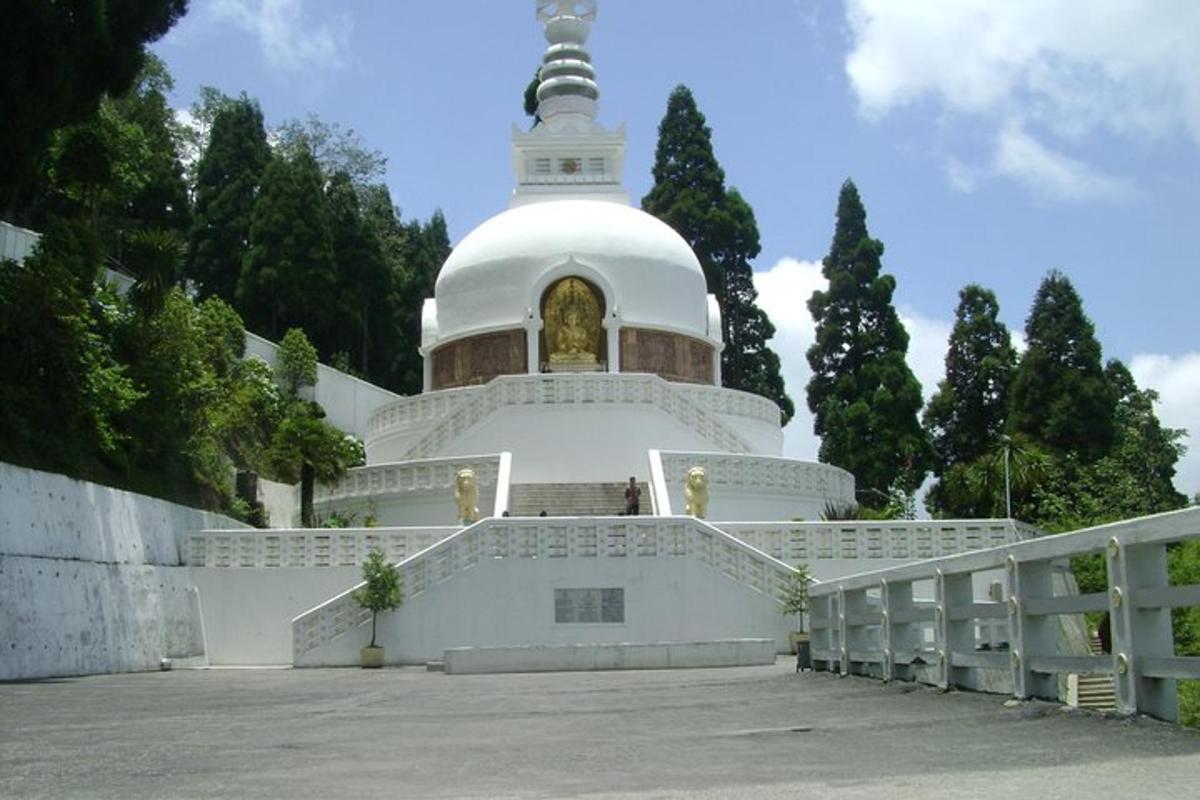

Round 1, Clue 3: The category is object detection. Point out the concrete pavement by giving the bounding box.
[2,660,1198,798]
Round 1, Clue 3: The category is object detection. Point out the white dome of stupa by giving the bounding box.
[433,199,709,343]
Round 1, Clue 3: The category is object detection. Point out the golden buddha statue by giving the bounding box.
[544,277,601,366]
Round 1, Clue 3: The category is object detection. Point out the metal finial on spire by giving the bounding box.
[535,0,599,122]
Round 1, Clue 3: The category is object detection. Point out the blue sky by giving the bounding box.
[155,1,1200,496]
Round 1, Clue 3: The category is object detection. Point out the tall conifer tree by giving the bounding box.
[807,179,930,504]
[643,85,792,421]
[1008,271,1115,462]
[186,96,271,301]
[238,148,337,345]
[924,284,1016,515]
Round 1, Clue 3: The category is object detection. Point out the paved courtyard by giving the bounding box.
[2,659,1198,799]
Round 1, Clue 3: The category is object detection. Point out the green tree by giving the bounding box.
[187,96,271,301]
[354,549,404,650]
[806,179,930,505]
[643,85,792,420]
[0,218,142,470]
[1008,271,1115,462]
[386,208,451,394]
[267,402,363,527]
[716,190,794,421]
[325,172,392,376]
[275,114,386,190]
[276,327,319,398]
[238,148,337,344]
[924,284,1017,516]
[0,0,188,214]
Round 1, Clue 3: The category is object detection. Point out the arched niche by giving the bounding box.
[539,275,607,371]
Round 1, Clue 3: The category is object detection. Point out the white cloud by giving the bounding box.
[753,257,826,462]
[844,0,1200,197]
[993,122,1129,201]
[897,309,952,401]
[1130,352,1200,496]
[210,0,351,72]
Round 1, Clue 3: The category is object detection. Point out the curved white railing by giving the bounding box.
[393,374,755,461]
[809,506,1200,722]
[291,516,798,662]
[365,374,780,460]
[313,454,505,506]
[656,451,855,506]
[181,527,458,568]
[719,519,1034,564]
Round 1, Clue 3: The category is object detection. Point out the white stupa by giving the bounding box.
[174,3,1031,672]
[334,0,854,523]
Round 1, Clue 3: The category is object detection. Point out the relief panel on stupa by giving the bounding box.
[432,329,527,390]
[542,277,605,371]
[619,328,714,385]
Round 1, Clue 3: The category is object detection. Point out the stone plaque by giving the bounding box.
[554,588,624,623]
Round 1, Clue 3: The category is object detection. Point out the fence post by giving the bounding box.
[934,570,949,689]
[1107,537,1178,720]
[943,572,975,690]
[887,579,921,683]
[1007,555,1055,700]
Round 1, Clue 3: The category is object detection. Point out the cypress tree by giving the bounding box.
[325,171,391,377]
[806,179,930,504]
[1008,271,1115,462]
[643,85,792,421]
[923,284,1017,515]
[238,148,337,345]
[186,96,271,301]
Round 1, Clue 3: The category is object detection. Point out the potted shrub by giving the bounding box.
[353,549,403,668]
[780,564,812,669]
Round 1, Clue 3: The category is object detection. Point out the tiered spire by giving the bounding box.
[535,1,600,122]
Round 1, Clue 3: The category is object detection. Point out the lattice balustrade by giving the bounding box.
[718,520,1028,566]
[182,527,459,568]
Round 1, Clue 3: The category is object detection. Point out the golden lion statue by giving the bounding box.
[683,466,709,519]
[455,468,480,524]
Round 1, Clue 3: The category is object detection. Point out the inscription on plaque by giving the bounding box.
[554,588,625,623]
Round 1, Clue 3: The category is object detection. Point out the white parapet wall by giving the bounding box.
[181,526,460,664]
[652,450,856,521]
[293,516,798,666]
[442,639,777,674]
[0,462,246,679]
[311,453,510,526]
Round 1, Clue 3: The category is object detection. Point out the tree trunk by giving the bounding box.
[300,462,315,527]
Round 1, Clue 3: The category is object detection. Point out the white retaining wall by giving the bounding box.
[244,331,400,440]
[189,568,360,665]
[0,462,246,679]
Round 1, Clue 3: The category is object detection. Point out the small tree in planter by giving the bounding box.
[353,549,403,668]
[780,564,812,666]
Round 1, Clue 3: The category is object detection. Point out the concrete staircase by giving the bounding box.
[1076,632,1117,713]
[508,482,648,517]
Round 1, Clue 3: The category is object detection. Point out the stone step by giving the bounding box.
[508,482,649,517]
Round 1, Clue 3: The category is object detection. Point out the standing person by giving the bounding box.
[624,477,641,516]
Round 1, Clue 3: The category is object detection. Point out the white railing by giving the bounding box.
[182,527,457,568]
[673,383,783,427]
[291,516,797,661]
[376,373,756,461]
[809,507,1200,722]
[657,451,856,509]
[313,454,505,506]
[719,519,1035,564]
[366,388,475,437]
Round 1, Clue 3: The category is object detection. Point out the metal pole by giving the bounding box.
[1004,439,1012,519]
